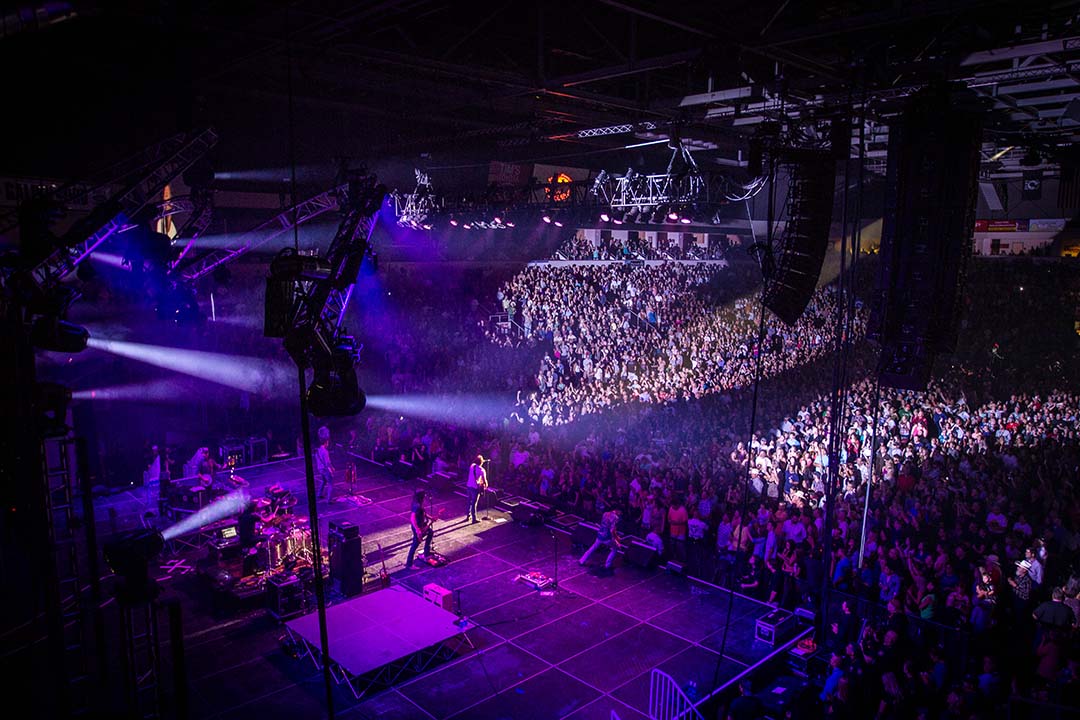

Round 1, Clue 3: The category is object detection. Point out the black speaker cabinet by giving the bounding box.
[267,574,303,618]
[625,540,660,568]
[329,519,359,540]
[329,531,364,597]
[512,502,544,526]
[572,522,598,548]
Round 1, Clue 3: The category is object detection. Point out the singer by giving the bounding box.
[465,454,488,524]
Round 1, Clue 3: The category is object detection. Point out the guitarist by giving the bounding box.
[579,507,624,572]
[465,454,488,525]
[406,489,434,569]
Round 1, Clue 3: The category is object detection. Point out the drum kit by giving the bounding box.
[253,486,313,572]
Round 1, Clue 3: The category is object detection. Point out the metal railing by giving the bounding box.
[649,669,705,720]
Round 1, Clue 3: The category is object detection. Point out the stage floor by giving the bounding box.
[98,453,808,719]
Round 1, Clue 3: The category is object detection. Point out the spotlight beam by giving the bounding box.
[86,337,293,394]
[161,490,250,541]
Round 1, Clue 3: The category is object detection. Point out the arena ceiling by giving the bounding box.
[4,0,1079,184]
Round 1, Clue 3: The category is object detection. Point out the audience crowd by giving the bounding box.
[338,252,1079,719]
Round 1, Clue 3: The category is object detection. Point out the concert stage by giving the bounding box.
[101,453,812,719]
[285,585,470,698]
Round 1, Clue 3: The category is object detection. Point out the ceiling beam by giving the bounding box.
[595,0,717,39]
[960,36,1080,66]
[551,49,701,88]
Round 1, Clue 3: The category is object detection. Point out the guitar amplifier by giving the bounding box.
[423,583,454,612]
[329,519,360,539]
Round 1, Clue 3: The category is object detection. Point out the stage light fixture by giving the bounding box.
[667,209,680,221]
[31,317,90,353]
[679,215,692,225]
[553,219,564,228]
[449,217,459,227]
[542,214,552,224]
[600,211,611,222]
[34,382,72,437]
[104,529,165,604]
[307,340,366,417]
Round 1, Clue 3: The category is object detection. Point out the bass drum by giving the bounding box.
[287,527,312,557]
[263,533,289,568]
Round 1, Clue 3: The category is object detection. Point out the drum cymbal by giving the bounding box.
[279,496,299,508]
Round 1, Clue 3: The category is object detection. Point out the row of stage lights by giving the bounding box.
[599,205,700,226]
[401,206,717,231]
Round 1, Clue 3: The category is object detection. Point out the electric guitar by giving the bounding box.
[375,541,391,588]
[417,505,447,536]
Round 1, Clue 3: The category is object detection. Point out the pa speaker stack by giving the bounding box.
[328,520,364,597]
[762,147,837,326]
[869,82,982,390]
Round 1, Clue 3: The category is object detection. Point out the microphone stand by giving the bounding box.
[481,459,493,521]
[550,531,560,594]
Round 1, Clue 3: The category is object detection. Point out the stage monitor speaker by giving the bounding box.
[392,459,416,479]
[512,502,544,526]
[625,540,660,568]
[762,148,836,326]
[869,82,981,390]
[429,471,454,492]
[328,530,364,597]
[572,522,598,548]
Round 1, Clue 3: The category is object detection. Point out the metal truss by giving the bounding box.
[604,171,707,209]
[282,177,383,369]
[28,127,219,295]
[547,121,659,140]
[167,190,215,269]
[0,130,194,236]
[180,185,344,281]
[393,169,439,228]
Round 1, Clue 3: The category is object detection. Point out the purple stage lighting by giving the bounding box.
[366,393,514,429]
[542,214,552,224]
[679,216,692,224]
[90,252,129,269]
[667,210,680,220]
[449,218,459,227]
[86,337,293,394]
[600,212,611,222]
[162,490,251,541]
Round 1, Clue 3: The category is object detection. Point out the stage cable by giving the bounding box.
[712,111,779,690]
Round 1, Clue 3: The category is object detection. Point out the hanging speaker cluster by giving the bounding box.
[762,148,837,326]
[868,82,982,390]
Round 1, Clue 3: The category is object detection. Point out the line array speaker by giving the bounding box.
[869,82,982,390]
[762,148,836,326]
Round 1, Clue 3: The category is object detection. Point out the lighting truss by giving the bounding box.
[282,175,385,369]
[393,169,439,229]
[180,185,344,281]
[165,190,215,268]
[26,127,219,295]
[592,141,706,210]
